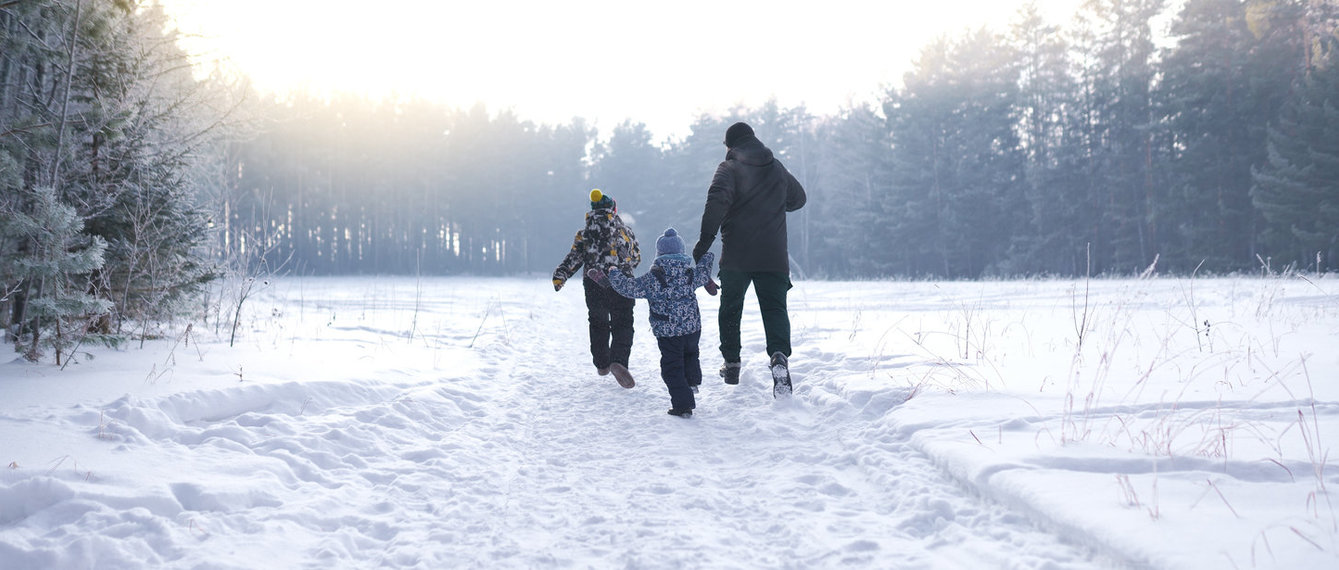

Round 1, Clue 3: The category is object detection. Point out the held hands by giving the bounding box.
[692,240,709,263]
[585,268,610,288]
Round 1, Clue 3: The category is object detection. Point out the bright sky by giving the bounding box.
[159,0,1086,140]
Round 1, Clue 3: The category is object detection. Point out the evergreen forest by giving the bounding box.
[2,0,1338,363]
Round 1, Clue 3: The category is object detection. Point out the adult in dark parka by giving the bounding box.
[691,122,806,395]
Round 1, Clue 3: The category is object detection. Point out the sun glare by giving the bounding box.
[161,0,1086,136]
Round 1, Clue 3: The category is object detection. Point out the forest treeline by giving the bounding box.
[2,0,1338,363]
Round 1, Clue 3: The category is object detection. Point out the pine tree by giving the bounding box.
[3,0,225,348]
[2,186,112,363]
[79,2,221,334]
[528,119,596,274]
[1073,0,1168,274]
[885,30,1027,278]
[590,120,675,238]
[811,103,893,277]
[0,150,23,312]
[1010,2,1096,275]
[1252,36,1339,271]
[1158,0,1305,272]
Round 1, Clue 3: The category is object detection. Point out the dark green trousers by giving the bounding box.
[717,269,792,363]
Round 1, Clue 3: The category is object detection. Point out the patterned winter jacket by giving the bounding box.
[553,207,641,288]
[607,252,715,338]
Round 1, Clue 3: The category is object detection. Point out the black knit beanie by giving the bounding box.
[724,122,755,148]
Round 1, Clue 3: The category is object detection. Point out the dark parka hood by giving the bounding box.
[726,136,773,167]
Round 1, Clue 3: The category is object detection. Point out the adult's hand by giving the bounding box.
[692,241,709,262]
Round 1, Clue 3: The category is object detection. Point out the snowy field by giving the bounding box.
[1,275,1337,569]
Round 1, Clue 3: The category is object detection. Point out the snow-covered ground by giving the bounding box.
[1,275,1336,569]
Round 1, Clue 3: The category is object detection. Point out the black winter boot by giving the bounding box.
[720,362,741,385]
[770,352,792,398]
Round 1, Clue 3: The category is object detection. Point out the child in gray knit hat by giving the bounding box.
[589,228,714,417]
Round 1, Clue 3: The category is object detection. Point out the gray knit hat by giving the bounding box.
[655,228,684,256]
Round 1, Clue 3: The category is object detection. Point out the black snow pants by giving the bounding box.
[657,330,701,411]
[584,275,635,370]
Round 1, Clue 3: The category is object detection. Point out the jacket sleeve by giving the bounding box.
[785,171,807,212]
[552,230,585,285]
[607,269,654,299]
[693,161,734,261]
[692,252,715,289]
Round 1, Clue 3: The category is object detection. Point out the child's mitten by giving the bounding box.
[585,268,609,287]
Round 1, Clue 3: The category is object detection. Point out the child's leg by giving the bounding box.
[657,334,695,411]
[684,330,702,388]
[583,278,611,369]
[608,289,635,367]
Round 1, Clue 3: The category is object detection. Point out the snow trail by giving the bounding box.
[439,278,1103,567]
[0,277,1113,568]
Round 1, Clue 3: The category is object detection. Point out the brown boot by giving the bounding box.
[609,363,635,388]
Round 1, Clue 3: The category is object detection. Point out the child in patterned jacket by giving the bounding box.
[553,189,642,388]
[589,228,714,418]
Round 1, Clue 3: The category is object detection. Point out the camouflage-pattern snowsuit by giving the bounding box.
[553,207,641,371]
[607,251,715,411]
[553,208,641,285]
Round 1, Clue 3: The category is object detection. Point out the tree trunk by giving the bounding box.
[7,277,29,343]
[49,0,83,191]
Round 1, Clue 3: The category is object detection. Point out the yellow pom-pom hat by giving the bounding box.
[589,188,615,211]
